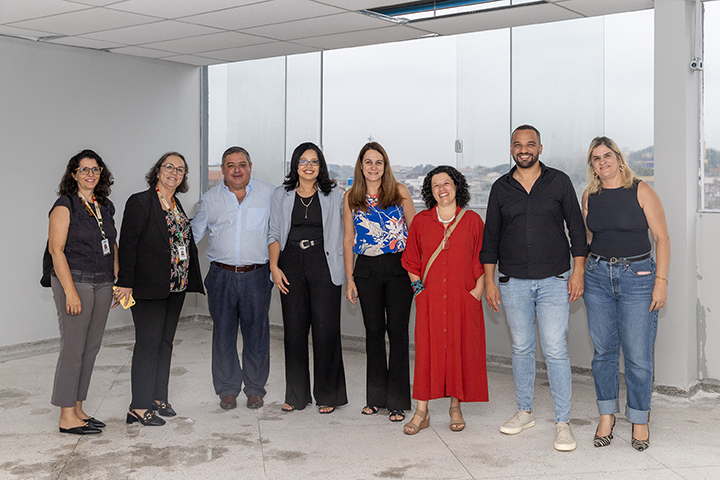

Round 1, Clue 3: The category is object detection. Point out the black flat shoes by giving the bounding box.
[82,417,106,428]
[152,401,177,417]
[59,423,102,435]
[126,408,166,426]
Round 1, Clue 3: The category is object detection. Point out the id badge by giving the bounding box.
[178,245,188,261]
[101,238,111,256]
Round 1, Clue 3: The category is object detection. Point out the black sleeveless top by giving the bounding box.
[586,180,651,258]
[288,191,323,242]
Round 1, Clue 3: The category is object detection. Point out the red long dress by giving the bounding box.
[402,207,488,402]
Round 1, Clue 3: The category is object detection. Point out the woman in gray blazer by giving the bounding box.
[269,142,347,414]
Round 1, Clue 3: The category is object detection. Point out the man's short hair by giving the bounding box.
[222,146,251,165]
[511,124,541,144]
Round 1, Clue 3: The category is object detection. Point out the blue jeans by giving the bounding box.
[584,255,658,424]
[499,271,572,423]
[205,263,273,399]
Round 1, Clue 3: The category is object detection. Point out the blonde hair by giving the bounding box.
[347,142,403,212]
[586,136,636,195]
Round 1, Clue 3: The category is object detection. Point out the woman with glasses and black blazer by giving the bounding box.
[115,152,204,426]
[268,142,348,414]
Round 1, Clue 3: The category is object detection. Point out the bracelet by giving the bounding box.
[655,275,668,285]
[410,280,424,296]
[346,276,354,282]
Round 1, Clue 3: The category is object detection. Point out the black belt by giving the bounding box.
[288,239,323,249]
[212,261,266,273]
[589,252,651,264]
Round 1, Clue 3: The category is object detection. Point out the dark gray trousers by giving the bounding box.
[50,277,113,408]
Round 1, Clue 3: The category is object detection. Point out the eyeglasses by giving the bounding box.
[75,166,103,176]
[162,164,186,175]
[298,159,319,167]
[442,227,451,251]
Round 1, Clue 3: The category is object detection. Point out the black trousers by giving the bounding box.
[354,252,413,411]
[129,292,186,410]
[279,244,347,409]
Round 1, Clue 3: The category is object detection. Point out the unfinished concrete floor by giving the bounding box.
[1,319,719,479]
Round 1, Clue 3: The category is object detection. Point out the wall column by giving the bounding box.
[653,0,701,391]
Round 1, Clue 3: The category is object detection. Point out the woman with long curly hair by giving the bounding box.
[268,142,348,414]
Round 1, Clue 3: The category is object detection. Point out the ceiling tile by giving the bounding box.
[64,0,128,6]
[142,31,269,55]
[161,54,227,66]
[47,36,123,49]
[105,0,266,20]
[9,8,158,36]
[0,0,89,23]
[415,2,583,36]
[294,24,429,50]
[243,11,390,41]
[180,0,344,30]
[311,1,402,10]
[556,0,654,17]
[108,44,175,59]
[201,41,317,62]
[0,24,57,39]
[81,19,220,45]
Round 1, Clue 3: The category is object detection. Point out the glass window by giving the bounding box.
[704,1,720,210]
[322,36,457,201]
[207,10,655,207]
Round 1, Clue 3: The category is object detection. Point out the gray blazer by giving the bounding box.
[268,185,345,286]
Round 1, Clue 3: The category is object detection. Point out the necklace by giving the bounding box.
[436,206,456,225]
[299,193,314,219]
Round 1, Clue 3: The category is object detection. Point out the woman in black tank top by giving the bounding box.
[581,136,670,452]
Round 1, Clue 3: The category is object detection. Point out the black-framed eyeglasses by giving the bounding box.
[298,159,319,167]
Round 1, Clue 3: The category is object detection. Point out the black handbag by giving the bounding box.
[41,195,74,287]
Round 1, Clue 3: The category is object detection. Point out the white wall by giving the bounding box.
[0,36,201,347]
[696,213,720,383]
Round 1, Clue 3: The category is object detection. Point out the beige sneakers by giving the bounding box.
[554,422,577,451]
[500,410,536,434]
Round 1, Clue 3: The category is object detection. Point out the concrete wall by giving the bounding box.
[0,36,201,346]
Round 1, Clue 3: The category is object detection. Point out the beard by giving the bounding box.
[512,152,539,169]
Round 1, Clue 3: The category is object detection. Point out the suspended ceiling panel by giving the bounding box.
[0,0,656,66]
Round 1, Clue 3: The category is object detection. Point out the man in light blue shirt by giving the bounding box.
[191,146,275,410]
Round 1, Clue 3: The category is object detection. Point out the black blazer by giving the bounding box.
[117,187,204,299]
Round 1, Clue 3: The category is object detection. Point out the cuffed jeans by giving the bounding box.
[205,262,272,399]
[584,255,658,424]
[499,271,572,423]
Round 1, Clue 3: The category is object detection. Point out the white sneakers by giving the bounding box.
[500,411,576,452]
[554,422,577,451]
[500,410,536,434]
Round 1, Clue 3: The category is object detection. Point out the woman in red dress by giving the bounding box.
[401,165,488,434]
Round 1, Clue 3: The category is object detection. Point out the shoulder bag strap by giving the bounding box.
[421,208,467,284]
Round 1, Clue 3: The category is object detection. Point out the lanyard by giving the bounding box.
[156,188,184,242]
[78,193,106,239]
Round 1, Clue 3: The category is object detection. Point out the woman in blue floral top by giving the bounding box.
[343,142,416,422]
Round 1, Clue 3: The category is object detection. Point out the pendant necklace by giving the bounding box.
[300,194,314,219]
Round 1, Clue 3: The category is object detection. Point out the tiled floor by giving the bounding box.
[1,319,719,479]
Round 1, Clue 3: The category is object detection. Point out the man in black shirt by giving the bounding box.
[481,125,588,452]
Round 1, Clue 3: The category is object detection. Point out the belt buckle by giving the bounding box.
[299,240,311,250]
[234,265,243,273]
[610,257,618,264]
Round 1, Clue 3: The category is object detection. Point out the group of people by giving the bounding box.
[46,125,669,454]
